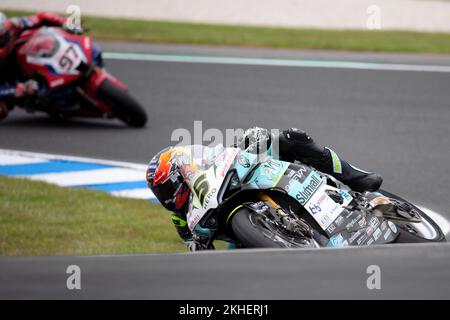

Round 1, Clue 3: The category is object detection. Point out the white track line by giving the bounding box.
[0,154,47,165]
[25,167,145,187]
[103,52,450,73]
[0,148,147,171]
[110,188,154,200]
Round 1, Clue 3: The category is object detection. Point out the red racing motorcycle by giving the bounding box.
[14,26,147,127]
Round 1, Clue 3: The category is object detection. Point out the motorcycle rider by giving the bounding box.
[146,127,383,251]
[0,11,80,120]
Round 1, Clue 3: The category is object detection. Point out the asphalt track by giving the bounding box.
[1,42,450,299]
[1,243,450,299]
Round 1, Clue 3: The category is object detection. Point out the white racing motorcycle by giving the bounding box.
[175,145,445,249]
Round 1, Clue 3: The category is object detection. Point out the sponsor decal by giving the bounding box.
[188,211,203,230]
[192,172,210,207]
[237,154,251,168]
[346,216,365,230]
[303,183,343,231]
[219,150,238,177]
[369,217,379,229]
[249,201,268,213]
[50,78,65,87]
[384,228,392,240]
[357,232,369,245]
[380,221,387,231]
[295,174,322,205]
[349,230,363,243]
[291,166,309,183]
[308,202,322,215]
[261,159,283,179]
[387,221,397,233]
[326,223,336,234]
[262,167,277,180]
[366,226,374,237]
[334,215,345,227]
[327,234,348,247]
[203,188,217,208]
[358,217,367,228]
[214,152,226,167]
[254,159,288,187]
[339,190,352,202]
[367,238,375,245]
[373,227,382,241]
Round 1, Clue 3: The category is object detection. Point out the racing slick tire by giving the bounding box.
[379,190,446,243]
[230,207,286,248]
[97,79,148,127]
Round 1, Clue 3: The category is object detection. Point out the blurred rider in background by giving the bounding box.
[0,11,81,120]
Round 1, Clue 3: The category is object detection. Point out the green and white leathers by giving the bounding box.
[160,135,446,249]
[171,144,341,234]
[160,127,385,248]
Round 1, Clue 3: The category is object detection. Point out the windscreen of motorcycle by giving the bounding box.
[18,27,87,76]
[173,145,240,230]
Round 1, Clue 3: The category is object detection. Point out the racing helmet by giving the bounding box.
[0,12,15,60]
[146,147,190,213]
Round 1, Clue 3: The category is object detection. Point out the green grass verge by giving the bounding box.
[0,175,187,256]
[3,9,450,53]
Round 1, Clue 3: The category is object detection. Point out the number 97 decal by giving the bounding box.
[59,45,79,71]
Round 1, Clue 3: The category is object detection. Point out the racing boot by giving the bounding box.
[0,102,9,120]
[278,128,383,192]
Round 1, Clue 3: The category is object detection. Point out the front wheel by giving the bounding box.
[379,190,446,243]
[97,79,148,127]
[230,207,320,249]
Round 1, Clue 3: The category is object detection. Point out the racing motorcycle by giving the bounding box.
[12,26,147,127]
[176,145,445,249]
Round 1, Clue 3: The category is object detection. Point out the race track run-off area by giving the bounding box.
[0,148,449,235]
[0,149,153,200]
[1,44,450,298]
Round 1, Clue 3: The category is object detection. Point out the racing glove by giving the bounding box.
[186,238,210,252]
[186,240,206,252]
[15,80,39,98]
[0,102,9,120]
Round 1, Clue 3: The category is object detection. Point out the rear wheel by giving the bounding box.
[379,190,445,243]
[230,207,320,248]
[97,79,147,127]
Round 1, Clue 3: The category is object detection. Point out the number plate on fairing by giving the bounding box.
[20,27,87,76]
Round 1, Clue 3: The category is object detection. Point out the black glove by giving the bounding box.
[236,127,273,154]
